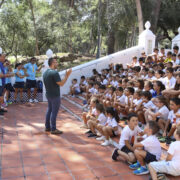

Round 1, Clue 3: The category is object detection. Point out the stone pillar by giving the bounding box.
[172,27,180,51]
[138,21,156,55]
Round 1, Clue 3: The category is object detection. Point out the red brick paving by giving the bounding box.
[0,102,179,180]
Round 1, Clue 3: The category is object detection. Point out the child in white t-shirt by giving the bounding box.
[87,104,107,137]
[101,75,108,85]
[163,67,176,89]
[129,90,142,113]
[70,78,80,97]
[129,121,161,175]
[96,107,119,146]
[149,126,180,179]
[112,113,142,164]
[79,76,88,93]
[163,98,180,141]
[136,91,156,124]
[114,87,126,111]
[103,86,116,107]
[145,96,169,124]
[81,97,99,129]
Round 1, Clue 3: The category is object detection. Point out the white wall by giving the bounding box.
[42,45,144,100]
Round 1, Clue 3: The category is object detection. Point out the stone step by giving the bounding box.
[61,98,84,121]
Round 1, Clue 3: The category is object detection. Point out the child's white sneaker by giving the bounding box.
[109,138,114,145]
[29,99,33,103]
[101,140,110,146]
[96,136,105,141]
[33,99,38,103]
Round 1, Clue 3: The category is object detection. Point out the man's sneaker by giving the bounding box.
[88,133,97,138]
[112,148,119,161]
[133,166,149,175]
[51,129,63,135]
[129,161,141,170]
[0,108,7,113]
[29,99,33,103]
[101,140,110,146]
[0,111,4,116]
[45,128,51,132]
[96,136,105,141]
[85,130,92,134]
[34,99,38,103]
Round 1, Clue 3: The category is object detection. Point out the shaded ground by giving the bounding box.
[0,103,178,180]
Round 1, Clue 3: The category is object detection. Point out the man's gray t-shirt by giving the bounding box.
[43,69,61,98]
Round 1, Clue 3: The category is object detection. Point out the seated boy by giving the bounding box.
[112,113,142,164]
[70,78,80,97]
[163,97,180,143]
[149,125,180,180]
[79,76,88,93]
[129,121,161,175]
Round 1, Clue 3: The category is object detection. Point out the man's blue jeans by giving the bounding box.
[45,96,60,131]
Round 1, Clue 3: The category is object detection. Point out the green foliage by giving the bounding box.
[0,0,179,57]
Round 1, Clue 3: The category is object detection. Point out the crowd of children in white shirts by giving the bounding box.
[69,46,180,179]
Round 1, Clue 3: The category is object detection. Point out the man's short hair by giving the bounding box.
[48,57,55,66]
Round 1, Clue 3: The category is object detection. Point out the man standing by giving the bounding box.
[43,57,72,134]
[24,57,41,103]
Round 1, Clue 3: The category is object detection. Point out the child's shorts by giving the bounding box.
[150,161,180,176]
[167,123,172,132]
[121,145,132,154]
[14,82,24,89]
[0,86,4,96]
[75,90,80,95]
[144,151,157,164]
[5,83,14,91]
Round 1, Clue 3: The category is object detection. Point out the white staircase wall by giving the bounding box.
[43,45,144,100]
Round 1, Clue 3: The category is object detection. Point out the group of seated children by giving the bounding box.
[69,46,180,179]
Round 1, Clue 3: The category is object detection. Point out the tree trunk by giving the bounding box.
[0,0,5,8]
[135,0,144,34]
[96,0,101,59]
[107,30,115,55]
[28,0,40,56]
[151,0,161,33]
[106,0,115,54]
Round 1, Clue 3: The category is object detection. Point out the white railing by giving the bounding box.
[43,45,144,101]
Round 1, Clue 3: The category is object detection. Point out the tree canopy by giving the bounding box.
[0,0,179,57]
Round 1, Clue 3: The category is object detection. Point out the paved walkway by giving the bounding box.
[0,103,178,180]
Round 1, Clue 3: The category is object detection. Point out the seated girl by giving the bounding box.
[81,97,99,129]
[87,104,107,137]
[129,90,142,113]
[96,107,120,146]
